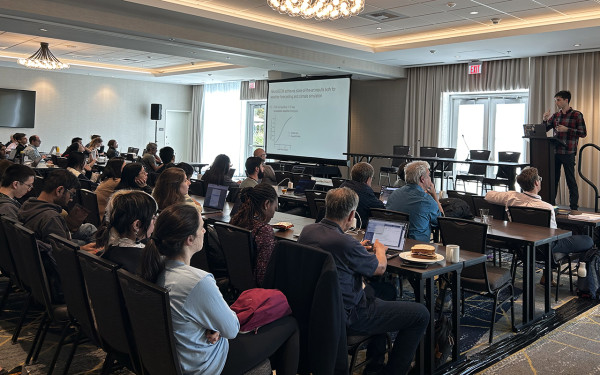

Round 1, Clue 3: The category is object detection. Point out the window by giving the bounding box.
[244,101,266,156]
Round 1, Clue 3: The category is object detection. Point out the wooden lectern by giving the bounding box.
[524,136,566,205]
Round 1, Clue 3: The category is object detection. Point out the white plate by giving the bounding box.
[399,251,444,264]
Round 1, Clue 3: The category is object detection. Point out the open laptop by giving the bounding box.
[523,124,547,137]
[202,184,229,213]
[363,218,408,251]
[379,186,399,205]
[293,179,317,196]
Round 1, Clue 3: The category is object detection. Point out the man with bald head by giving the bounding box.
[253,148,277,185]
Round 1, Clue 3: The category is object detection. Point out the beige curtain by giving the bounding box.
[240,80,268,100]
[190,85,204,162]
[529,53,600,209]
[403,58,529,155]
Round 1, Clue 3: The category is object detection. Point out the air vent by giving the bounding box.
[547,47,600,54]
[120,58,144,63]
[360,10,407,22]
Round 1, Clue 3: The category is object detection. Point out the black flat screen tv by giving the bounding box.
[0,88,36,128]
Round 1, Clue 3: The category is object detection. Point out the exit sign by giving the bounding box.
[468,62,482,75]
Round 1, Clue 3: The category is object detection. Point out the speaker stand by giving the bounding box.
[154,120,158,143]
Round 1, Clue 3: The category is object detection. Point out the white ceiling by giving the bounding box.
[0,0,599,84]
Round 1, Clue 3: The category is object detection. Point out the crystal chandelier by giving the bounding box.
[18,42,69,70]
[267,0,365,20]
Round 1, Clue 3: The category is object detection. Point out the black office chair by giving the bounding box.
[369,208,409,223]
[0,215,21,315]
[454,150,491,194]
[315,199,326,222]
[189,178,205,196]
[446,190,477,217]
[79,188,101,227]
[78,251,142,374]
[432,147,456,190]
[508,206,581,302]
[305,190,327,219]
[214,222,257,295]
[379,145,410,185]
[472,195,507,221]
[438,217,515,343]
[483,151,521,192]
[227,185,240,203]
[117,269,184,375]
[331,177,347,189]
[419,146,437,157]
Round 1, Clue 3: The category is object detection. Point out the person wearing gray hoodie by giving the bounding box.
[0,164,35,220]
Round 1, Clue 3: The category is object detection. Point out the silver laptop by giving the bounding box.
[202,184,229,213]
[379,186,399,205]
[363,218,408,251]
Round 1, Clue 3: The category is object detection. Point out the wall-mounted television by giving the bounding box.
[0,88,36,128]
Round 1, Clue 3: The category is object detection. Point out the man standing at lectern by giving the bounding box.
[542,90,587,211]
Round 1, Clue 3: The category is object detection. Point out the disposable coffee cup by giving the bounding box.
[446,244,460,263]
[287,181,294,189]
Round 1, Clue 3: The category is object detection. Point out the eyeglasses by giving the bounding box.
[20,181,34,191]
[537,176,543,182]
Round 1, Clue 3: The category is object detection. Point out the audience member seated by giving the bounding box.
[393,161,409,188]
[141,203,299,375]
[9,133,27,157]
[240,156,264,189]
[201,154,238,188]
[152,167,191,212]
[340,162,384,228]
[19,169,97,246]
[177,162,202,207]
[87,137,103,163]
[61,141,84,158]
[156,146,176,174]
[5,134,17,153]
[253,148,277,185]
[141,142,163,172]
[230,183,278,286]
[115,163,153,194]
[106,139,120,159]
[0,160,14,179]
[486,167,593,257]
[96,157,125,219]
[84,134,101,149]
[96,190,158,273]
[67,152,93,181]
[0,164,35,220]
[386,161,444,242]
[23,135,43,167]
[0,143,7,160]
[298,188,429,374]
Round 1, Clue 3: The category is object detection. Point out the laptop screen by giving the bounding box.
[523,124,546,137]
[294,179,316,195]
[204,184,229,209]
[379,186,399,205]
[363,218,408,250]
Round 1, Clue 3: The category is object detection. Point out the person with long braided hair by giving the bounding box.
[140,203,298,375]
[230,183,278,286]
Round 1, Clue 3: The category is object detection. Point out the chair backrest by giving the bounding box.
[2,216,32,292]
[508,206,551,227]
[315,199,326,222]
[213,222,257,292]
[0,215,18,282]
[391,145,410,167]
[55,157,68,168]
[13,223,54,316]
[49,234,100,345]
[275,171,293,185]
[472,195,506,220]
[189,178,205,196]
[420,146,437,157]
[79,188,101,227]
[292,173,312,185]
[305,190,328,219]
[263,241,347,374]
[435,148,456,171]
[77,250,140,372]
[496,151,521,179]
[117,269,183,375]
[18,175,44,202]
[369,208,409,223]
[438,217,488,280]
[226,185,240,203]
[446,190,476,216]
[467,150,491,175]
[331,177,347,189]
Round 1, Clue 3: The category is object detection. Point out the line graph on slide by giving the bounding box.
[274,116,293,144]
[270,116,297,151]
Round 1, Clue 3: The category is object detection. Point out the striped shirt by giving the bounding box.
[543,108,587,154]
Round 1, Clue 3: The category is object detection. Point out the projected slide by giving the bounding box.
[265,76,350,162]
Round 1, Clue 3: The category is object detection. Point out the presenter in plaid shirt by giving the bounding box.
[542,90,587,210]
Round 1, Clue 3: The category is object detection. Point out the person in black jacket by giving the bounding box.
[340,162,384,228]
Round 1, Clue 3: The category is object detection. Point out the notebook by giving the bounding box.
[363,218,408,251]
[293,179,317,196]
[202,184,229,213]
[379,186,399,205]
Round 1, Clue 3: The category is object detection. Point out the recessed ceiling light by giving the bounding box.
[470,11,478,15]
[376,27,382,30]
[39,28,47,32]
[447,2,456,7]
[573,43,581,47]
[226,57,231,60]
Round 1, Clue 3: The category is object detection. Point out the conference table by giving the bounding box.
[477,217,572,329]
[556,211,600,239]
[196,195,487,374]
[344,152,529,191]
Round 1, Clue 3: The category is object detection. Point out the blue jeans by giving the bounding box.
[552,234,594,255]
[347,294,429,375]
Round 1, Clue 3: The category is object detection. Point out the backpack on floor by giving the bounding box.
[577,247,600,299]
[434,315,454,368]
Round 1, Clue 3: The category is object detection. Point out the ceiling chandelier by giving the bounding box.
[267,0,365,20]
[18,42,69,70]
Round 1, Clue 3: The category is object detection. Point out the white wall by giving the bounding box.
[0,66,192,155]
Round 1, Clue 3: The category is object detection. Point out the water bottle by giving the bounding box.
[578,262,587,278]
